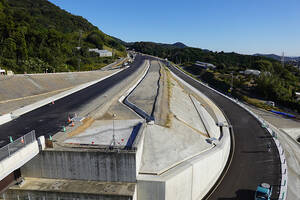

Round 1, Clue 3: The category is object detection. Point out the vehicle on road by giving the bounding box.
[255,183,272,200]
[265,101,275,107]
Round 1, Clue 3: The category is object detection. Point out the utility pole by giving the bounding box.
[281,52,285,68]
[230,72,233,93]
[78,30,82,71]
[112,113,117,147]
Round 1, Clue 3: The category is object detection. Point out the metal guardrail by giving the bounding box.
[0,130,36,162]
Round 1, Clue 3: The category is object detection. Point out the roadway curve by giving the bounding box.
[0,55,146,147]
[168,64,281,200]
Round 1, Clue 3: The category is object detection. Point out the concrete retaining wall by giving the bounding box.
[0,140,40,180]
[21,150,137,182]
[134,123,146,177]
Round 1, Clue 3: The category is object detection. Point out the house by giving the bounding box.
[75,47,113,57]
[89,49,112,57]
[0,68,6,75]
[195,61,216,69]
[244,69,261,76]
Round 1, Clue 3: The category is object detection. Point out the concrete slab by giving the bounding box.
[127,60,160,117]
[170,78,208,135]
[99,101,141,121]
[139,118,212,175]
[64,119,143,147]
[9,177,135,196]
[281,128,300,142]
[190,96,220,138]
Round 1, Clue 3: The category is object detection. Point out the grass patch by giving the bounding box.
[68,117,94,138]
[164,66,173,128]
[242,96,282,112]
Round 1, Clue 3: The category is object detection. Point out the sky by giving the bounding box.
[49,0,300,56]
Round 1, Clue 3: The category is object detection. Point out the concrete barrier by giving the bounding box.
[190,96,220,139]
[0,141,40,181]
[0,114,12,126]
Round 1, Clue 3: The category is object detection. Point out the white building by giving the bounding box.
[195,61,216,69]
[244,69,261,76]
[0,68,6,75]
[89,49,112,57]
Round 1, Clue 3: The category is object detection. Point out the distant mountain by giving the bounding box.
[254,54,300,62]
[126,41,188,49]
[171,42,187,48]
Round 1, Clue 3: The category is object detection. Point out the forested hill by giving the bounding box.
[0,0,126,73]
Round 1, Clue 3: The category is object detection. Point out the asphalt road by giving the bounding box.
[0,54,146,147]
[167,64,281,200]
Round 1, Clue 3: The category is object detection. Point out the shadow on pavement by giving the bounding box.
[241,150,268,153]
[217,189,255,200]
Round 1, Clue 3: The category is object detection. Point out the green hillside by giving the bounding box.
[131,41,300,113]
[0,0,126,73]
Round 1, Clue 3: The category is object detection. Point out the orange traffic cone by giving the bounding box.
[68,117,71,123]
[71,121,75,127]
[21,137,24,144]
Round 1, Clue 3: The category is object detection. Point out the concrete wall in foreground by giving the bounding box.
[21,150,136,182]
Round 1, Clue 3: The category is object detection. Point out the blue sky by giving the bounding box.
[49,0,300,56]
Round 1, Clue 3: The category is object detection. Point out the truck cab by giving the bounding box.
[255,183,272,200]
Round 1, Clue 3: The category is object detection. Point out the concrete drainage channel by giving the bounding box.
[119,60,153,122]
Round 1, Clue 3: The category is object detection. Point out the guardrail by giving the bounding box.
[0,130,36,162]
